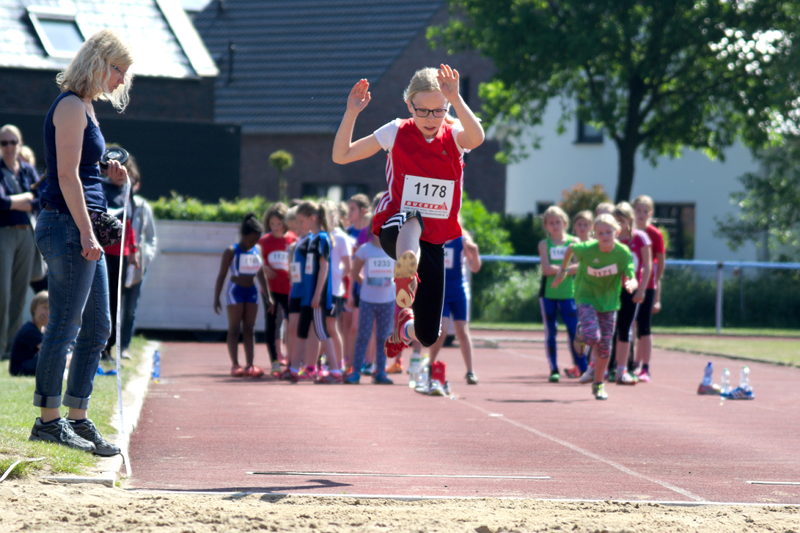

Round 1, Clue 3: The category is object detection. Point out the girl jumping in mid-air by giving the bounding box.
[332,64,485,394]
[213,213,265,378]
[552,214,637,400]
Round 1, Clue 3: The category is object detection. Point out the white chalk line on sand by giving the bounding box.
[460,399,707,502]
[247,471,550,480]
[747,480,800,486]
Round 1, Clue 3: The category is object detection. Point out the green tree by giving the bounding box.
[559,184,610,220]
[715,138,800,261]
[268,150,294,202]
[431,1,800,202]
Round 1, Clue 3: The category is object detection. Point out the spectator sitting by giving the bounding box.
[9,291,49,376]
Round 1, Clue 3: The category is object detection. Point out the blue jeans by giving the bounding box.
[33,209,111,409]
[353,300,393,379]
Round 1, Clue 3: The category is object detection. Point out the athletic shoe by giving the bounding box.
[245,365,264,378]
[637,369,651,383]
[616,370,637,385]
[230,365,245,378]
[564,366,581,378]
[270,361,282,377]
[386,359,403,374]
[29,418,96,453]
[344,372,360,384]
[697,383,721,395]
[429,378,449,397]
[385,307,413,358]
[578,367,595,384]
[298,366,316,381]
[394,251,419,308]
[465,371,479,385]
[69,419,120,456]
[548,370,560,383]
[721,386,754,400]
[373,374,394,385]
[592,383,608,400]
[279,368,299,383]
[606,369,617,383]
[315,372,342,384]
[360,363,375,375]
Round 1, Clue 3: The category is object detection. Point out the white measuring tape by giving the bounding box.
[112,177,131,476]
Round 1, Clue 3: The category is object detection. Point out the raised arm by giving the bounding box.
[332,79,383,164]
[437,64,485,151]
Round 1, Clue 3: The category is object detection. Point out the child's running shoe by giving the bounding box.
[315,372,342,384]
[372,374,394,385]
[548,370,560,383]
[578,367,595,384]
[298,366,316,381]
[721,386,754,400]
[636,368,651,383]
[245,365,264,378]
[360,362,375,375]
[230,365,246,378]
[616,370,637,385]
[429,378,450,397]
[592,383,608,400]
[564,366,581,378]
[386,359,403,374]
[270,361,282,377]
[385,307,413,358]
[344,372,360,384]
[465,371,479,385]
[279,368,298,383]
[606,368,617,382]
[394,251,419,308]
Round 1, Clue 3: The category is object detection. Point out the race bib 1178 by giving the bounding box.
[401,175,453,219]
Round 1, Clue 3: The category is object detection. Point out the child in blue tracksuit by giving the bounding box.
[294,200,342,383]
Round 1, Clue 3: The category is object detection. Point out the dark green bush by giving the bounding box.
[150,192,271,222]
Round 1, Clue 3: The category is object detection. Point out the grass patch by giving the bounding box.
[652,337,800,366]
[472,321,800,337]
[0,336,148,480]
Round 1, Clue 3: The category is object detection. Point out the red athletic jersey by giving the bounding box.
[258,231,296,295]
[372,119,464,244]
[619,230,651,285]
[644,224,665,289]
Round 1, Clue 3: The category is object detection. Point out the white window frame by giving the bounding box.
[27,5,85,59]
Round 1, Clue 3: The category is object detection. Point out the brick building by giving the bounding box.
[192,0,506,211]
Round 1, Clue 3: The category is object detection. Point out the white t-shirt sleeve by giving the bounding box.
[373,119,403,151]
[373,118,467,154]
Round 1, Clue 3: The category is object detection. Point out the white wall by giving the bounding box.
[136,220,257,331]
[505,103,759,261]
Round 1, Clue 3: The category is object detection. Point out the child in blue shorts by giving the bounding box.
[214,213,265,378]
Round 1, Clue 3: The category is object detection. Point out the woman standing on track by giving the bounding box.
[332,64,485,379]
[552,214,637,400]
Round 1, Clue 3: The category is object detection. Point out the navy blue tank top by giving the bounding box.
[41,91,107,212]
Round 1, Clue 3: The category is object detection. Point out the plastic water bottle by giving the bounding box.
[739,366,751,392]
[701,362,713,386]
[151,349,161,381]
[720,367,731,395]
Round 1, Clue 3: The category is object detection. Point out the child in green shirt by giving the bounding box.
[552,214,637,400]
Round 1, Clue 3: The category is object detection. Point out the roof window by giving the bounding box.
[28,6,84,58]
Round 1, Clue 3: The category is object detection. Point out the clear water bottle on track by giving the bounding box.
[739,366,751,392]
[719,367,730,396]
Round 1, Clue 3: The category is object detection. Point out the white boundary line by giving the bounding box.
[247,471,550,480]
[123,489,800,507]
[460,400,707,502]
[747,481,800,486]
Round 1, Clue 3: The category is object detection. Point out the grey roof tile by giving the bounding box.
[193,0,444,133]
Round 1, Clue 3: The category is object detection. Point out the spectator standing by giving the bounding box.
[120,155,156,358]
[30,30,132,455]
[0,124,39,359]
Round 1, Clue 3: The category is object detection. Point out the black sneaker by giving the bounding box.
[29,417,96,453]
[69,419,120,456]
[465,372,479,385]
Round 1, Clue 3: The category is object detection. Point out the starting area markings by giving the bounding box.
[248,471,550,480]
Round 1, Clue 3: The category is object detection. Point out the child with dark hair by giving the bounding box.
[214,213,265,378]
[9,291,49,376]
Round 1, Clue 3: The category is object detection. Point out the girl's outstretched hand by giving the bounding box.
[437,64,460,102]
[347,79,371,114]
[624,277,639,294]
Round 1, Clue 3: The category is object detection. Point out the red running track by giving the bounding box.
[128,334,800,503]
